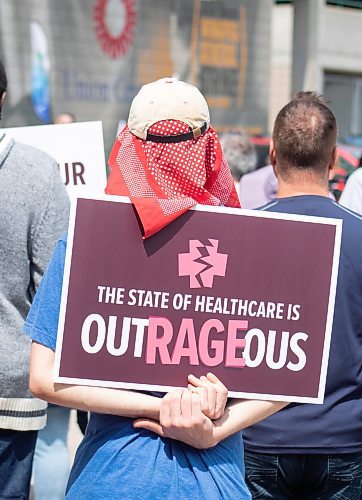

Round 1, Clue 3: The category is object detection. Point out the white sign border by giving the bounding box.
[54,194,342,404]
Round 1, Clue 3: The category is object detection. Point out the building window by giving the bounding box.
[326,1,362,9]
[324,72,362,138]
[275,0,362,7]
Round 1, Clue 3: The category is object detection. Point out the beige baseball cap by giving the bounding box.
[128,77,210,141]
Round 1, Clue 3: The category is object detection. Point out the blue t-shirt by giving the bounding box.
[243,195,362,455]
[24,234,251,500]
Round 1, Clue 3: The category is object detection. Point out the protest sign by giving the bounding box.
[3,121,107,198]
[54,196,342,403]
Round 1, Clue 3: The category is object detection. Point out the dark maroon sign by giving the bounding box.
[54,197,341,403]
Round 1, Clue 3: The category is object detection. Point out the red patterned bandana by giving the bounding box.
[106,120,240,238]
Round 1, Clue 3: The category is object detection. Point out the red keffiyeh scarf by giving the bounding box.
[106,120,240,238]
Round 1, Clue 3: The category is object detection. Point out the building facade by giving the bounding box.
[0,0,272,154]
[270,0,362,139]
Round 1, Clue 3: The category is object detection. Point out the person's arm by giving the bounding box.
[30,162,70,293]
[339,168,362,215]
[27,227,161,420]
[29,342,161,420]
[212,397,288,441]
[134,388,288,449]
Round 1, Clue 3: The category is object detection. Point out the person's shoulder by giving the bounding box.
[257,199,279,211]
[347,167,362,183]
[333,201,362,225]
[327,202,362,253]
[12,140,57,163]
[11,141,58,172]
[9,141,63,192]
[261,196,362,227]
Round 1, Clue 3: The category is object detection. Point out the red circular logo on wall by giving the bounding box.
[93,0,137,59]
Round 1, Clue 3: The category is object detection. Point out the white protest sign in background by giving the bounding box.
[4,121,107,198]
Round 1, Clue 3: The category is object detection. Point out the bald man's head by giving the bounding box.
[54,112,75,124]
[272,92,337,183]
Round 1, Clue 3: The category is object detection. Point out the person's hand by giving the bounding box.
[133,388,218,449]
[187,373,228,420]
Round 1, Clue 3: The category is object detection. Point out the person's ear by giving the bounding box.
[0,92,6,118]
[328,146,337,180]
[269,139,277,176]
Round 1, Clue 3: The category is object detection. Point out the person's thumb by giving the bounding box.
[133,419,165,437]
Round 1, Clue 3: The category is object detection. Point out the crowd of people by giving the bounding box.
[0,59,361,500]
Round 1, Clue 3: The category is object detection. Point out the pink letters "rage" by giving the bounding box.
[146,317,247,368]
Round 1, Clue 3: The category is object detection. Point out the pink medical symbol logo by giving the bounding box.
[178,239,228,289]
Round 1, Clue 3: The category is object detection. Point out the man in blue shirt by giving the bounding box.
[243,92,362,499]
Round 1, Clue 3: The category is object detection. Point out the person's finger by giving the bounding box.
[180,388,192,421]
[188,383,201,392]
[188,374,228,417]
[133,419,165,437]
[189,373,214,394]
[188,374,205,388]
[189,374,218,416]
[191,392,203,420]
[168,388,184,423]
[200,375,217,415]
[188,386,209,413]
[207,373,228,416]
[160,391,175,426]
[194,386,209,414]
[206,372,227,388]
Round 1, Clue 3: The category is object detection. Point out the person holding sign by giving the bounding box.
[243,92,362,499]
[25,78,287,499]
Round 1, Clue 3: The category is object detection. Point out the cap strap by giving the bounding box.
[146,122,207,143]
